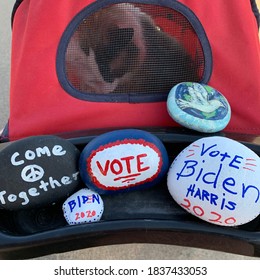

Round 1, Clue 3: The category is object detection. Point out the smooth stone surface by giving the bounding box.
[79,129,169,195]
[167,136,260,226]
[0,135,81,210]
[63,188,104,225]
[167,82,231,133]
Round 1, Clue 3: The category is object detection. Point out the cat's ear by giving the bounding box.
[109,28,134,50]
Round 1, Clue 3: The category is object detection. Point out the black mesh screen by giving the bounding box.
[65,3,205,95]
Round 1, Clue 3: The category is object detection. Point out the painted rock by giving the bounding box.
[167,136,260,226]
[167,82,231,133]
[62,188,104,225]
[79,129,169,194]
[0,135,81,210]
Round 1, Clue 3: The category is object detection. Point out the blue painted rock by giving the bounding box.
[0,135,81,210]
[79,129,169,194]
[62,188,104,225]
[167,82,231,133]
[167,136,260,226]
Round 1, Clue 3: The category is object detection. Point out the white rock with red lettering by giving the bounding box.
[62,188,104,225]
[167,136,260,226]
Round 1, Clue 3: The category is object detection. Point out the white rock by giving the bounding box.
[167,136,260,226]
[62,188,104,225]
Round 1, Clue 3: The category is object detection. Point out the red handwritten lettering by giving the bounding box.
[137,154,150,172]
[96,160,110,176]
[110,159,123,175]
[208,211,222,223]
[96,154,150,177]
[121,156,135,173]
[74,210,97,221]
[180,198,236,225]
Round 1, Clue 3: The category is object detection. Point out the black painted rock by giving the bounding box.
[0,135,81,210]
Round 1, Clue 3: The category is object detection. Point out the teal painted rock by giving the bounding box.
[167,82,231,133]
[167,136,260,226]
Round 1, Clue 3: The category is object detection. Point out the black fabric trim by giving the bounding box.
[251,0,260,28]
[56,0,213,103]
[11,0,24,28]
[0,122,9,143]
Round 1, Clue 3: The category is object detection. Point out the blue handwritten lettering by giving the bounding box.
[242,183,260,203]
[177,140,260,214]
[225,201,236,211]
[92,194,100,204]
[82,195,89,204]
[176,160,197,180]
[210,193,218,206]
[186,184,195,197]
[200,143,217,157]
[219,151,231,162]
[68,200,76,212]
[67,194,101,213]
[222,177,237,195]
[185,183,236,210]
[229,155,243,169]
[202,163,222,189]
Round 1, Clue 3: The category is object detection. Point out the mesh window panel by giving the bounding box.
[65,3,205,95]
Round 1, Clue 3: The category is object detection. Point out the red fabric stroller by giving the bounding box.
[0,0,260,259]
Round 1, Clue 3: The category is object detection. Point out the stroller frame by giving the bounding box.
[1,128,260,259]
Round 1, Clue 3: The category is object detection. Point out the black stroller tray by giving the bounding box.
[1,128,260,259]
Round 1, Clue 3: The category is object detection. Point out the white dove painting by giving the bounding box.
[177,83,225,115]
[167,82,231,133]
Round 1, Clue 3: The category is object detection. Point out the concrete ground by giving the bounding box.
[0,1,258,260]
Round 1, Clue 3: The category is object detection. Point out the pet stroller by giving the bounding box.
[0,0,260,259]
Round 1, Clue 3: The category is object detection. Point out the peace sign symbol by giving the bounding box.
[21,164,44,182]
